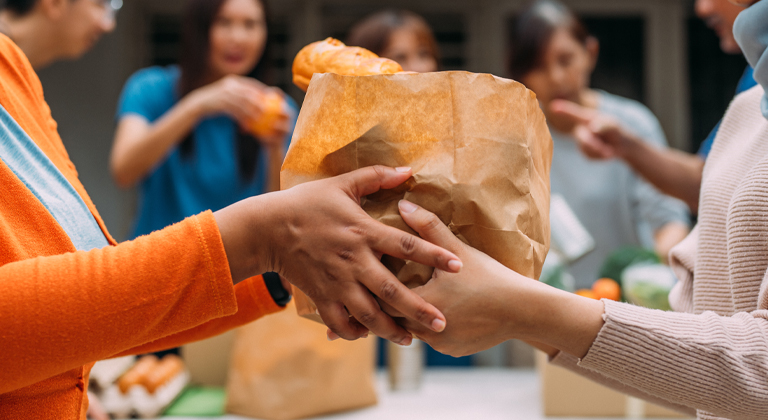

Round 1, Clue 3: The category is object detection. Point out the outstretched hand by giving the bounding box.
[217,166,461,346]
[378,200,532,357]
[549,99,632,160]
[384,200,605,359]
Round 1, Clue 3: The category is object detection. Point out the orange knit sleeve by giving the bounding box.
[117,273,283,356]
[0,211,278,394]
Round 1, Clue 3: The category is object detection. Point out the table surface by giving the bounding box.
[148,368,684,420]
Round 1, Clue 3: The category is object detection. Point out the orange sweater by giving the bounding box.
[0,36,283,418]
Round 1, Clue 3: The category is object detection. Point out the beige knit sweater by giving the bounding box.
[551,85,768,420]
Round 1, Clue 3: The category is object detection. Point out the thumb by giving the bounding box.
[549,99,597,126]
[398,200,465,255]
[343,165,413,198]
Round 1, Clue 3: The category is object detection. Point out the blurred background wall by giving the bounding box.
[38,0,747,241]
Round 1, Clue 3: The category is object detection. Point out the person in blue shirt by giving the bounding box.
[111,0,296,243]
[551,0,757,214]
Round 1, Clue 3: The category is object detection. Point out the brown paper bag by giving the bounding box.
[281,71,552,321]
[225,301,378,419]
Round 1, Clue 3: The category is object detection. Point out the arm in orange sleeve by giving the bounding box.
[118,273,283,356]
[0,211,272,394]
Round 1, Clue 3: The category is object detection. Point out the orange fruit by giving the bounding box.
[575,289,599,299]
[247,91,287,138]
[592,278,621,301]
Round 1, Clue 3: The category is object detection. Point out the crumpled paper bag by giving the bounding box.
[281,71,552,322]
[225,301,377,420]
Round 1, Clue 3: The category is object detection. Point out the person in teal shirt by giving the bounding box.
[112,0,296,241]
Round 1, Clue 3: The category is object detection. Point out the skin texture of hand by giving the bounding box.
[214,166,461,345]
[390,200,605,358]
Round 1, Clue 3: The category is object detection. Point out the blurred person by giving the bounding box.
[0,0,460,417]
[111,0,295,264]
[0,0,118,69]
[384,3,768,419]
[347,9,440,73]
[550,0,757,213]
[509,0,690,286]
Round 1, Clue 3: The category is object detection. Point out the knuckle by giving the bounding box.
[399,234,417,257]
[345,224,367,238]
[412,304,432,324]
[337,249,354,261]
[356,310,379,326]
[378,280,400,302]
[371,165,387,179]
[424,213,443,232]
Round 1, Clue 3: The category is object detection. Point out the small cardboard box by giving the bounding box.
[535,352,690,418]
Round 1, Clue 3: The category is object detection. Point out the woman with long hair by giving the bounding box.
[111,0,295,244]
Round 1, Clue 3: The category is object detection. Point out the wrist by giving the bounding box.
[180,90,208,121]
[519,282,605,358]
[214,193,283,284]
[616,133,641,161]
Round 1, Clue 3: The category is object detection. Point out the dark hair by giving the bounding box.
[508,0,590,81]
[346,9,440,68]
[178,0,273,182]
[1,0,41,15]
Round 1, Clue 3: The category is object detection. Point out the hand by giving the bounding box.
[188,75,267,128]
[549,99,634,160]
[215,166,461,345]
[390,200,605,358]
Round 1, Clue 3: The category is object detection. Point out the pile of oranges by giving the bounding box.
[576,278,621,301]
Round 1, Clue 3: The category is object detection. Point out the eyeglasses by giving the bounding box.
[90,0,123,21]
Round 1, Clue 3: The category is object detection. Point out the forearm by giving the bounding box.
[0,212,236,393]
[110,95,205,188]
[116,274,283,356]
[548,351,697,416]
[516,280,605,359]
[620,138,704,213]
[520,281,768,418]
[577,301,768,419]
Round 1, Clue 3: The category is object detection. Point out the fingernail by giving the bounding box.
[327,331,340,341]
[448,259,463,272]
[399,336,413,346]
[432,318,446,332]
[395,167,411,173]
[399,200,418,214]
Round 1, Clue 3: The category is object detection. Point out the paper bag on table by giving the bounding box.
[281,71,552,322]
[225,301,377,420]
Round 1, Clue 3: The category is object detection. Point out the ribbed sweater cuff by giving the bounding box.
[579,300,700,403]
[195,211,238,317]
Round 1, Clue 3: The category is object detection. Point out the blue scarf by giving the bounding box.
[734,0,768,119]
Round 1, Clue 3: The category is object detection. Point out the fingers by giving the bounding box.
[357,255,447,333]
[378,298,404,318]
[342,165,413,199]
[316,300,368,340]
[549,99,597,125]
[397,200,465,254]
[342,281,415,345]
[574,125,614,160]
[370,222,462,274]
